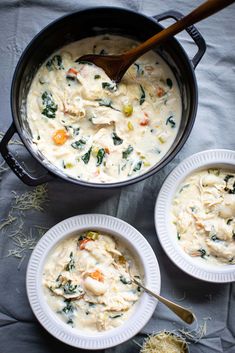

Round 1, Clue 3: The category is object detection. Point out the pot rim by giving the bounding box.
[11,6,198,188]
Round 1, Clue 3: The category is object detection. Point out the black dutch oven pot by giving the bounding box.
[0,7,206,188]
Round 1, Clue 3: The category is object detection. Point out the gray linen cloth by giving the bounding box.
[0,1,234,352]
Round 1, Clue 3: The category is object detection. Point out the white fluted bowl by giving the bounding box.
[155,149,235,283]
[27,214,161,350]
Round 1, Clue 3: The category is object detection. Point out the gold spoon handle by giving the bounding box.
[133,278,195,325]
[125,0,235,62]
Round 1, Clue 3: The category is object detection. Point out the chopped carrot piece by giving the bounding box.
[52,129,68,145]
[89,269,104,282]
[79,238,92,250]
[67,67,78,75]
[104,147,110,154]
[140,117,149,126]
[157,87,165,97]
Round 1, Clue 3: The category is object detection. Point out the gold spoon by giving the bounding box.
[78,0,234,82]
[127,264,195,325]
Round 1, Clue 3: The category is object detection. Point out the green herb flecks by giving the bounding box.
[134,63,144,76]
[110,314,123,319]
[122,145,133,159]
[65,252,75,271]
[95,98,120,112]
[179,184,190,193]
[62,299,75,315]
[96,148,105,166]
[209,225,219,242]
[75,59,93,65]
[177,232,181,240]
[73,127,80,136]
[41,91,58,119]
[133,161,142,172]
[227,219,233,225]
[63,280,77,295]
[139,84,145,105]
[224,174,235,194]
[94,74,101,79]
[166,115,176,128]
[120,275,132,285]
[166,78,173,89]
[81,147,92,164]
[112,132,123,146]
[208,168,220,176]
[46,55,64,71]
[198,248,207,258]
[102,82,117,92]
[71,138,86,150]
[224,174,234,183]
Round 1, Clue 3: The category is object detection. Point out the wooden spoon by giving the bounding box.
[78,0,234,82]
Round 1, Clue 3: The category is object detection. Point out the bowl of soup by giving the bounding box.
[26,214,161,349]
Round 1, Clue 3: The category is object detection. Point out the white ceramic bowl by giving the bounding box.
[155,149,235,283]
[26,214,161,350]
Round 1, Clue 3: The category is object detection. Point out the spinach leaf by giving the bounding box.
[63,280,77,295]
[112,132,123,145]
[71,139,86,150]
[95,98,120,112]
[166,116,176,128]
[134,63,144,76]
[102,82,117,92]
[211,234,219,241]
[75,59,93,65]
[110,314,123,319]
[120,275,132,285]
[139,84,145,105]
[166,78,173,89]
[224,175,235,194]
[73,127,80,136]
[62,299,74,314]
[65,252,75,271]
[81,147,92,164]
[133,161,142,172]
[198,248,206,258]
[41,91,57,119]
[224,174,233,183]
[96,148,105,166]
[122,145,133,159]
[46,55,64,71]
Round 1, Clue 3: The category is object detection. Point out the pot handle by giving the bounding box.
[153,10,206,69]
[0,123,53,186]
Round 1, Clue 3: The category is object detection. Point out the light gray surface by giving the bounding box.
[0,1,234,353]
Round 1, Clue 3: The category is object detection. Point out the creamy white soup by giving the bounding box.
[27,35,182,183]
[172,169,235,265]
[42,231,142,332]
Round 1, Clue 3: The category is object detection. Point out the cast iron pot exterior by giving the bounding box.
[0,7,206,187]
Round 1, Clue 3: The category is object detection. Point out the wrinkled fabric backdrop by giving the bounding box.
[0,1,234,353]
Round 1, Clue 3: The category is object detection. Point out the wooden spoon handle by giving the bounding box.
[127,0,234,60]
